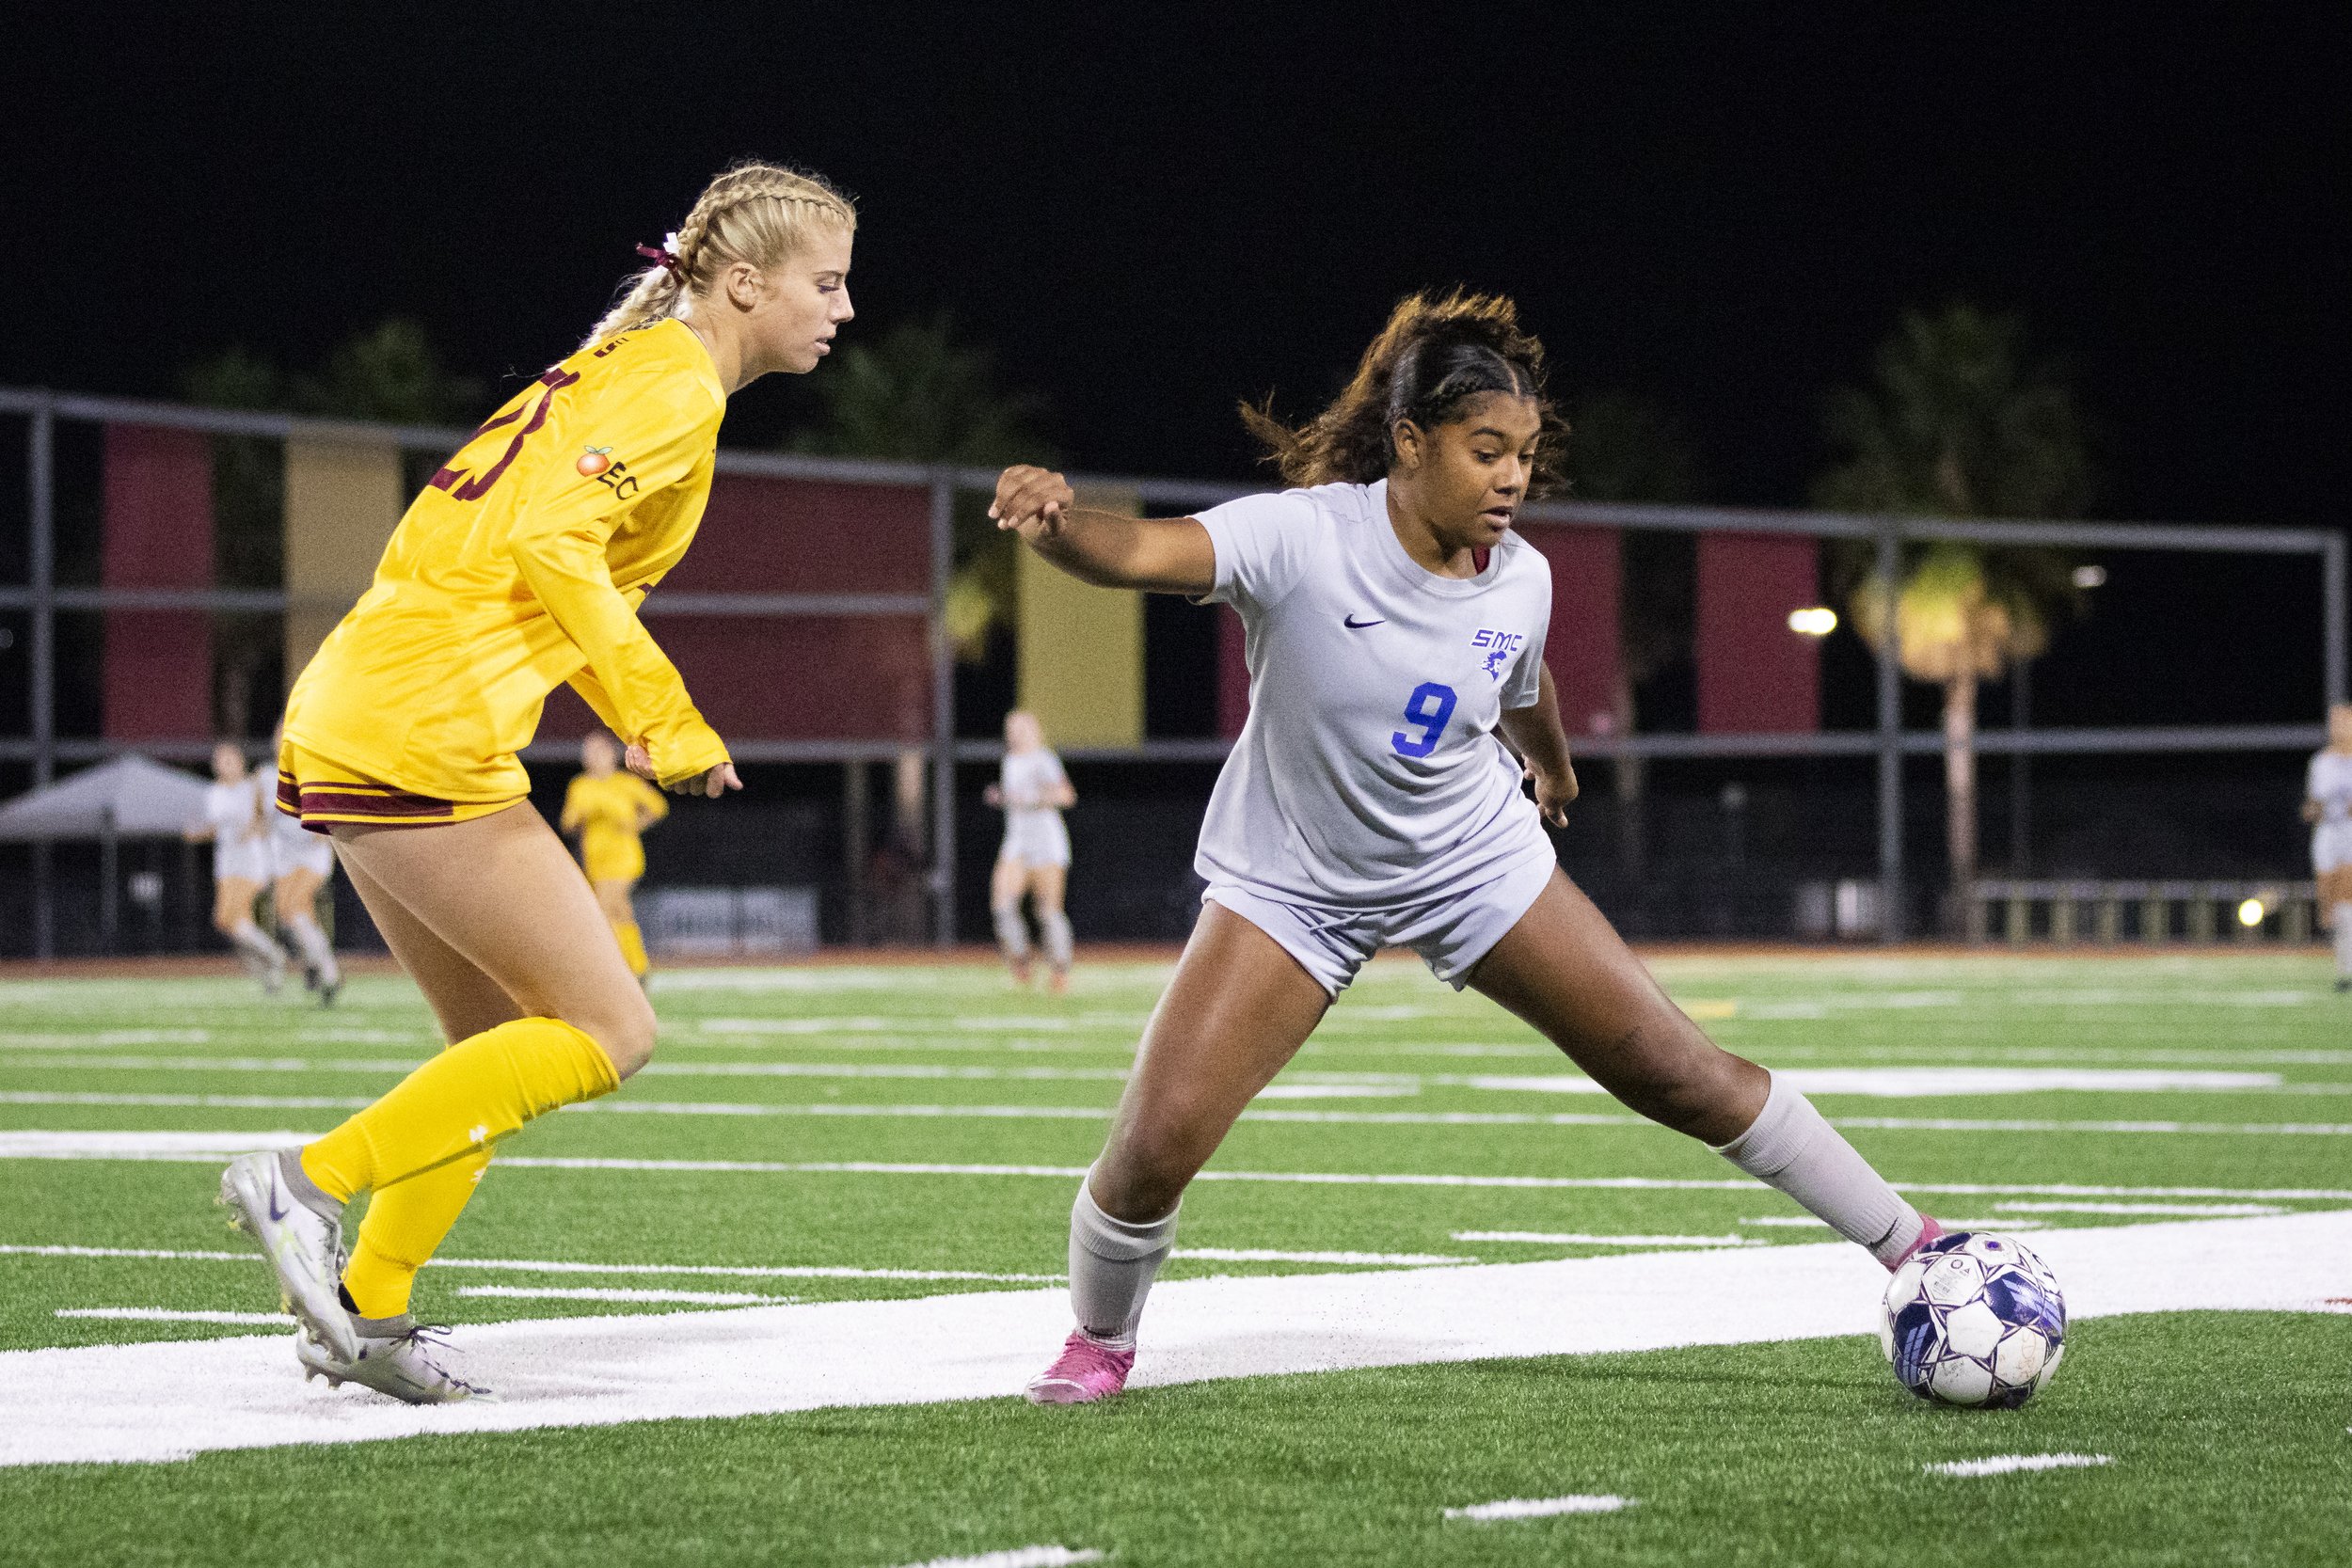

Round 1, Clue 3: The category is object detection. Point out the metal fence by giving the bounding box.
[2,384,2344,956]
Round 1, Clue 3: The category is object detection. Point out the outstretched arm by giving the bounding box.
[992,465,1216,595]
[1497,665,1579,828]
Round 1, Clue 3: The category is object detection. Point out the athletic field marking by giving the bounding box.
[8,1091,2352,1139]
[0,1030,213,1048]
[1926,1453,2115,1478]
[1454,1231,1754,1248]
[11,1133,2352,1204]
[1176,1248,1470,1266]
[892,1549,1103,1568]
[56,1307,292,1325]
[0,1243,1059,1284]
[7,1212,2340,1467]
[1443,1495,1633,1521]
[18,1054,2339,1101]
[1993,1200,2283,1217]
[453,1286,797,1307]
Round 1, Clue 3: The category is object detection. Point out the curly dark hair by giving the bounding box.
[1240,289,1565,491]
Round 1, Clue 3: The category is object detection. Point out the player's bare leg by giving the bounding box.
[1030,863,1073,993]
[992,855,1036,986]
[1468,869,1932,1265]
[212,875,287,991]
[1030,905,1327,1403]
[592,874,650,982]
[272,863,341,1001]
[2320,866,2352,990]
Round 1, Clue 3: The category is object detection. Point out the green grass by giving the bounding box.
[5,950,2351,1565]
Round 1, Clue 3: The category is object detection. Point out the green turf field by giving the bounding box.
[4,951,2349,1566]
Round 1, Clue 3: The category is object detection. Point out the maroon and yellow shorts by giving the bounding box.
[275,742,524,835]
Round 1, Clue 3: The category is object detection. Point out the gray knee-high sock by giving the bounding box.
[1716,1072,1920,1263]
[1041,910,1073,970]
[228,919,286,973]
[284,913,339,987]
[993,904,1031,960]
[2334,905,2352,976]
[1069,1180,1179,1346]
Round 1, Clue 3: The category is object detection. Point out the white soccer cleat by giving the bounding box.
[296,1315,490,1404]
[216,1150,358,1362]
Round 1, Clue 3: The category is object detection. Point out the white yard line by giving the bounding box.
[2,1212,2344,1467]
[454,1287,796,1307]
[1991,1201,2281,1217]
[9,1132,2352,1206]
[1926,1453,2114,1478]
[1176,1248,1470,1266]
[891,1549,1103,1568]
[7,1091,2352,1138]
[56,1307,292,1325]
[1454,1231,1754,1247]
[0,1243,1059,1284]
[1443,1495,1633,1521]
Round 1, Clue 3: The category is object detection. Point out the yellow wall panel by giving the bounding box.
[1016,485,1142,747]
[283,436,403,682]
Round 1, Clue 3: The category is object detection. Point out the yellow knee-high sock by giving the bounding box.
[300,1017,619,1203]
[342,1147,491,1319]
[614,919,649,978]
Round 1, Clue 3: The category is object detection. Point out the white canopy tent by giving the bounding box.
[0,754,215,953]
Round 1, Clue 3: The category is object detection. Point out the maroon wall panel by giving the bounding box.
[1512,522,1621,737]
[660,475,930,594]
[1696,532,1820,734]
[102,425,215,740]
[1216,607,1249,739]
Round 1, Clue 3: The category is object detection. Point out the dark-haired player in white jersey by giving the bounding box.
[992,291,1945,1404]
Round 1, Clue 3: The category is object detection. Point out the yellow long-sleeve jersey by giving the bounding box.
[562,768,669,883]
[284,319,729,801]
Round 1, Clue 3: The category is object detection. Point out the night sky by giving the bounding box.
[10,3,2344,725]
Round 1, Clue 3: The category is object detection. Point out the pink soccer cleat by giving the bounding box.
[1025,1330,1135,1405]
[1885,1213,1947,1272]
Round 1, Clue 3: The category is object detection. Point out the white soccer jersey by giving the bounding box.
[267,784,336,878]
[203,776,273,881]
[999,748,1073,866]
[2308,752,2352,825]
[1193,479,1554,909]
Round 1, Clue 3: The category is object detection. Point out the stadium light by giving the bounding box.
[1788,607,1837,637]
[2072,564,2107,589]
[2236,897,2266,927]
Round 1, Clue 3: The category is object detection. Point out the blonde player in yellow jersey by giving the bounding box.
[562,730,669,980]
[218,162,856,1403]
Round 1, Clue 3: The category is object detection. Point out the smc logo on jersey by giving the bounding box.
[1470,628,1524,680]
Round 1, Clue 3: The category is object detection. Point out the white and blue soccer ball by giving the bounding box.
[1881,1230,2067,1408]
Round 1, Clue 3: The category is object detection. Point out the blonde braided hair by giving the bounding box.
[585,161,857,348]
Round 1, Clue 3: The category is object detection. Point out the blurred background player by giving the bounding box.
[266,722,343,1004]
[985,709,1077,990]
[993,292,1945,1405]
[185,742,287,992]
[216,160,856,1403]
[2303,703,2352,991]
[562,730,669,983]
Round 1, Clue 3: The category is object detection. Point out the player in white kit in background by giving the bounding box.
[185,741,289,992]
[266,722,343,1004]
[986,709,1078,990]
[991,291,1948,1404]
[2301,703,2352,990]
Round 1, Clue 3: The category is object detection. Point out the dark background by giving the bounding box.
[2,3,2343,948]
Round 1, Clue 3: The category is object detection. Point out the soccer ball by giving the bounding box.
[1881,1230,2067,1408]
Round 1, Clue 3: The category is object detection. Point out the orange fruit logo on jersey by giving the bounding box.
[577,446,614,477]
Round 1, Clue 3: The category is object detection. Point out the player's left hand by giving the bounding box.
[624,742,656,780]
[669,761,742,800]
[990,465,1073,540]
[1526,761,1577,828]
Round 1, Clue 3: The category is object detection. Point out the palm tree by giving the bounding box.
[1817,305,2092,914]
[786,314,1056,658]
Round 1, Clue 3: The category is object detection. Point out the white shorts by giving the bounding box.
[271,830,336,880]
[1000,816,1071,869]
[1204,851,1558,998]
[2314,823,2352,875]
[212,843,272,885]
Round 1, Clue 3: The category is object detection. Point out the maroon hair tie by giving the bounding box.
[635,241,682,276]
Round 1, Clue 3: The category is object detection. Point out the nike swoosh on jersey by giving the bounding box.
[1343,615,1384,629]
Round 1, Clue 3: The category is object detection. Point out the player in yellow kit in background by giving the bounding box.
[563,730,669,981]
[217,161,857,1403]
